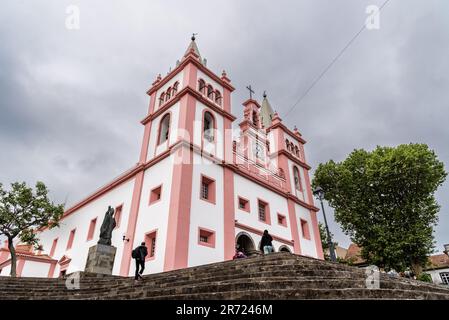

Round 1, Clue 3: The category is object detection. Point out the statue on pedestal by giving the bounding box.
[98,206,116,246]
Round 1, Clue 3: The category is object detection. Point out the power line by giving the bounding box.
[285,0,391,116]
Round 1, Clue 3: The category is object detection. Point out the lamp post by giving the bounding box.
[313,186,337,262]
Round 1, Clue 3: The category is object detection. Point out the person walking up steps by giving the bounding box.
[132,242,148,283]
[260,230,274,254]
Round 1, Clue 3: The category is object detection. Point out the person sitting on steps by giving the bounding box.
[132,242,148,283]
[260,230,274,254]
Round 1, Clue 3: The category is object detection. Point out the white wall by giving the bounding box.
[427,268,449,285]
[188,154,225,267]
[37,177,135,277]
[21,260,51,278]
[131,155,174,276]
[234,174,292,242]
[295,203,318,258]
[0,264,11,276]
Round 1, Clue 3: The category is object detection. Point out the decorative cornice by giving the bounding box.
[267,123,307,144]
[271,150,312,170]
[147,55,235,96]
[141,86,237,125]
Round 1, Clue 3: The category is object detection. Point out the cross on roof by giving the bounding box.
[246,85,255,100]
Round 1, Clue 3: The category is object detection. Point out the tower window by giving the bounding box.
[252,111,258,126]
[200,175,216,204]
[207,85,214,100]
[172,81,179,95]
[293,166,303,191]
[285,139,290,150]
[158,113,170,145]
[159,93,165,106]
[215,90,222,105]
[198,79,206,94]
[165,88,171,101]
[203,111,215,142]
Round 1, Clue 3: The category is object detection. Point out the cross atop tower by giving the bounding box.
[246,85,255,100]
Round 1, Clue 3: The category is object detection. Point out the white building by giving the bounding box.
[0,37,323,278]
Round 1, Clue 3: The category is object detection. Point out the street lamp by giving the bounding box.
[313,186,337,262]
[444,244,449,257]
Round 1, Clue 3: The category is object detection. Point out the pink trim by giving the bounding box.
[257,198,271,225]
[144,229,158,261]
[149,184,163,205]
[200,174,216,204]
[287,199,302,254]
[49,238,58,257]
[237,196,250,213]
[310,209,324,259]
[223,114,235,260]
[119,170,145,276]
[267,122,307,144]
[47,261,57,278]
[66,229,76,250]
[198,227,216,248]
[235,222,294,246]
[114,204,123,229]
[16,259,25,277]
[86,218,97,241]
[300,219,311,240]
[164,67,197,271]
[277,213,287,227]
[139,92,156,163]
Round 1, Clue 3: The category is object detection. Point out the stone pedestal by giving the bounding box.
[84,244,116,275]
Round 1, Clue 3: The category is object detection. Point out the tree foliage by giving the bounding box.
[0,182,64,276]
[312,144,446,274]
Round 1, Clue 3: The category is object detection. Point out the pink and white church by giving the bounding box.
[0,37,323,278]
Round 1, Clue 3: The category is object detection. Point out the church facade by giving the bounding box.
[0,38,323,278]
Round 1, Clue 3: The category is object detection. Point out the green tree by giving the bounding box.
[312,144,446,275]
[0,182,64,277]
[318,222,338,261]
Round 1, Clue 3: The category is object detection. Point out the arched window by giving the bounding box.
[159,92,165,106]
[203,111,215,142]
[295,146,299,157]
[172,81,179,95]
[215,90,222,105]
[165,88,172,101]
[207,85,214,100]
[252,111,258,126]
[198,79,206,94]
[285,139,290,151]
[293,166,302,191]
[158,113,170,145]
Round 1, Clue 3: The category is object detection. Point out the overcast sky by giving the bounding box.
[0,0,448,253]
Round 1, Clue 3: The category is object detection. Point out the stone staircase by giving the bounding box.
[1,252,449,300]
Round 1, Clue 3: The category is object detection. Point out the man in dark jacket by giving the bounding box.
[134,242,148,281]
[260,230,274,254]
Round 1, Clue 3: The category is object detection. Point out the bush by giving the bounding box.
[416,273,432,283]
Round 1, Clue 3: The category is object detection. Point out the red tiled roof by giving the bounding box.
[344,244,366,265]
[427,254,449,270]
